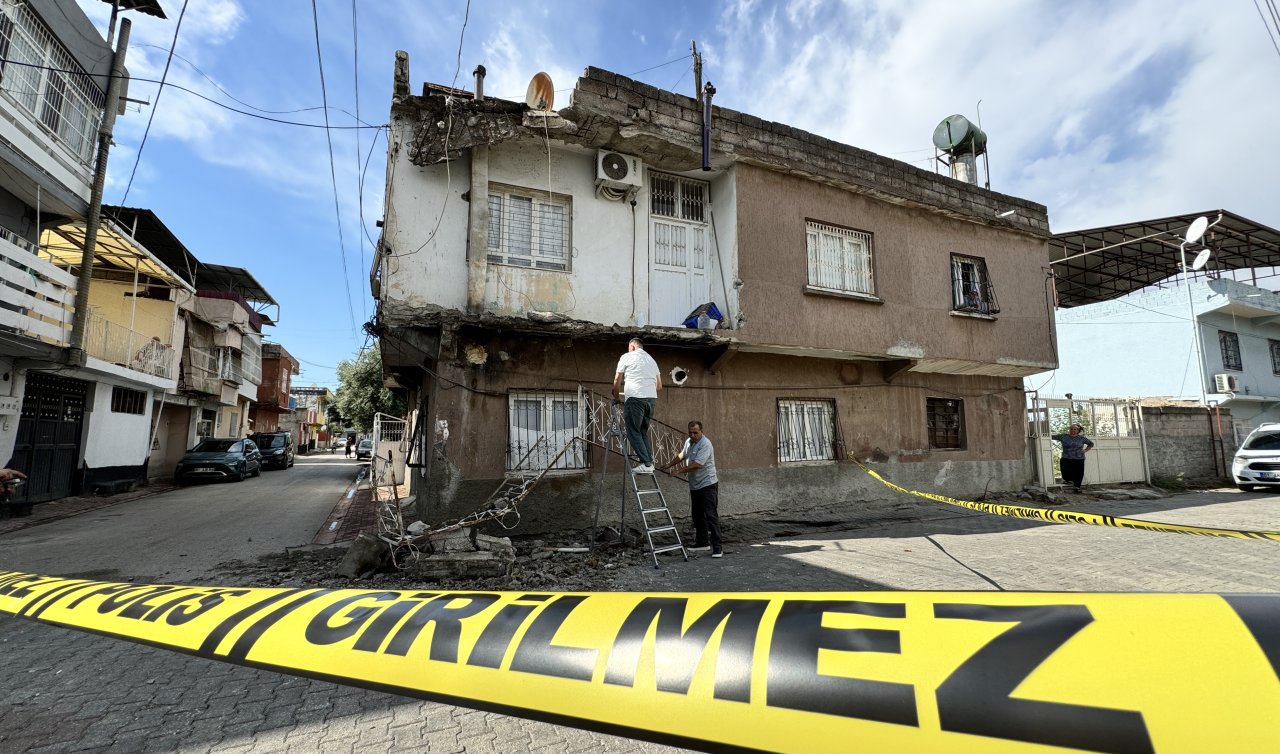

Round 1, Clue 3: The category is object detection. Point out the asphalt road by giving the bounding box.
[0,454,359,583]
[3,479,1280,753]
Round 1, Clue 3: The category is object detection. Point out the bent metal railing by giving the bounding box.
[378,386,689,560]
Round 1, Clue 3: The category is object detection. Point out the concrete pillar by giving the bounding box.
[467,145,489,314]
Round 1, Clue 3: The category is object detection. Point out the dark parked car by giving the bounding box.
[355,438,373,460]
[249,431,295,470]
[174,438,262,484]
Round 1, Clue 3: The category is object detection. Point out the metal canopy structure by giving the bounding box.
[41,218,191,290]
[196,263,279,324]
[102,206,199,285]
[1049,210,1280,308]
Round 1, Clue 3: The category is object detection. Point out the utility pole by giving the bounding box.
[692,40,703,106]
[68,18,131,366]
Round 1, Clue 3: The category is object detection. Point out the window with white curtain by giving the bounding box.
[777,399,837,462]
[805,221,874,295]
[507,391,588,471]
[487,185,571,271]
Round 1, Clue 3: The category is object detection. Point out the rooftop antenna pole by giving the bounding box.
[976,98,990,189]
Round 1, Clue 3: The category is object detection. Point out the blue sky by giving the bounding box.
[73,0,1280,390]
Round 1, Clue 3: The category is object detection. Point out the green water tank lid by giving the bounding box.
[932,114,987,155]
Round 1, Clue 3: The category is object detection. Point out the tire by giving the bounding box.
[251,462,261,478]
[236,464,247,482]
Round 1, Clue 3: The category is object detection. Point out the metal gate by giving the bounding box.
[10,372,88,503]
[1028,397,1148,488]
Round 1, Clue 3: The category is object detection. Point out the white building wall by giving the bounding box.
[82,381,153,469]
[0,358,25,466]
[382,137,743,330]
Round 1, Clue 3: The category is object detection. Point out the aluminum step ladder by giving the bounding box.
[629,466,687,568]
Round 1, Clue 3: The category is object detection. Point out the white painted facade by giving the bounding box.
[1051,278,1280,438]
[80,381,154,470]
[381,136,740,329]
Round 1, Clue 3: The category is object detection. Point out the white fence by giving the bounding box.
[0,226,76,347]
[83,313,176,380]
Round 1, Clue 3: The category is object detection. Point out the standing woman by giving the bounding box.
[1052,423,1095,490]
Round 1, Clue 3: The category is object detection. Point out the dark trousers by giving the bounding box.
[690,483,722,549]
[1061,458,1085,488]
[624,397,656,465]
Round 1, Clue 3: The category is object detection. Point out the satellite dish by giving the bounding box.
[1185,216,1209,244]
[1191,249,1212,271]
[525,72,554,111]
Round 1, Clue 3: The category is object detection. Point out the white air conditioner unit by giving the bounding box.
[1214,373,1239,393]
[596,150,643,190]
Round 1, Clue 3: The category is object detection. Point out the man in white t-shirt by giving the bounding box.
[612,338,663,472]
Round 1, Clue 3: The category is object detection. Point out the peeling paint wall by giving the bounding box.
[413,333,1031,534]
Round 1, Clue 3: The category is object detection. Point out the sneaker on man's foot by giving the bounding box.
[632,464,655,474]
[711,550,723,558]
[688,544,711,552]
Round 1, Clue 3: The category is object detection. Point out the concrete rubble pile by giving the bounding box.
[336,525,514,579]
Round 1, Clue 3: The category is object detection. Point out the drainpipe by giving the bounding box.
[68,19,131,366]
[473,65,485,100]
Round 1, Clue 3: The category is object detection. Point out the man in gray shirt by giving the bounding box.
[660,420,722,557]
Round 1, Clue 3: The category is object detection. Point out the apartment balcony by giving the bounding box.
[0,225,76,353]
[83,312,176,381]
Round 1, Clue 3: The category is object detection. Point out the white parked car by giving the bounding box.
[1232,423,1280,491]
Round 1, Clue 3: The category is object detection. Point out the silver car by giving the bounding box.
[1232,423,1280,491]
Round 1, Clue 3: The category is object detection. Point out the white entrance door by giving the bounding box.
[650,218,708,327]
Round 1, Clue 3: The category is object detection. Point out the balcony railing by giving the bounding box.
[83,313,176,380]
[0,225,76,347]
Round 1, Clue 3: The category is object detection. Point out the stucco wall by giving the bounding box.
[1140,405,1230,480]
[382,140,741,329]
[735,164,1055,368]
[87,280,177,344]
[82,381,153,470]
[416,333,1032,534]
[0,358,24,467]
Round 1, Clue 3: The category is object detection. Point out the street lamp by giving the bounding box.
[1180,214,1222,404]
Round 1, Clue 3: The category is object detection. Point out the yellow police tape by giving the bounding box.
[854,460,1280,542]
[3,570,1279,753]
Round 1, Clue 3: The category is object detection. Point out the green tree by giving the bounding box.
[334,344,405,432]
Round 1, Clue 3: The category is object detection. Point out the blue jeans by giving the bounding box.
[624,397,656,465]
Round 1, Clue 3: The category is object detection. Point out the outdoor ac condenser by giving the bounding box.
[1214,373,1240,393]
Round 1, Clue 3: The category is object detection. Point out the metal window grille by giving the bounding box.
[777,399,837,462]
[1271,340,1280,376]
[507,390,589,471]
[1219,331,1242,371]
[927,397,964,449]
[805,222,874,295]
[650,173,708,223]
[951,254,1000,314]
[0,3,104,163]
[109,385,146,415]
[487,186,570,271]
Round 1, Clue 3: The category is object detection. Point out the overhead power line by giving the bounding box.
[120,0,189,204]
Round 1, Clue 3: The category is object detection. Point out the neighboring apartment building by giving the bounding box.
[1049,211,1280,446]
[250,342,298,433]
[290,386,333,451]
[373,60,1056,532]
[0,0,180,500]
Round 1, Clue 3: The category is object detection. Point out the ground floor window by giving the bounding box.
[777,399,837,462]
[110,386,146,415]
[927,397,964,449]
[507,391,588,471]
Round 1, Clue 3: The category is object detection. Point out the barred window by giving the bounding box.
[0,3,105,162]
[110,386,146,415]
[805,221,874,295]
[927,397,964,450]
[951,254,1000,314]
[650,173,707,222]
[1270,339,1280,376]
[507,391,588,471]
[1220,331,1242,371]
[487,185,571,271]
[777,399,837,462]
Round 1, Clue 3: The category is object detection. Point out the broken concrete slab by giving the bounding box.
[336,532,391,578]
[404,550,515,580]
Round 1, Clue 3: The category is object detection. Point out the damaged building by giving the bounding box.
[372,54,1057,534]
